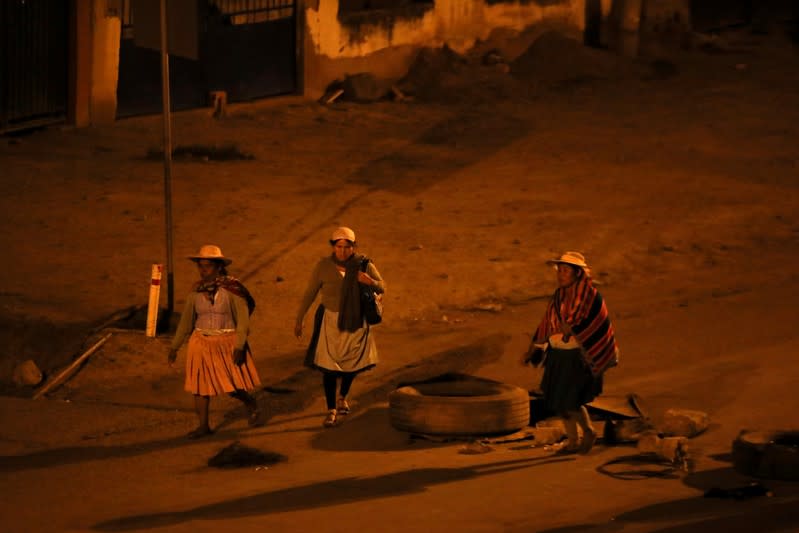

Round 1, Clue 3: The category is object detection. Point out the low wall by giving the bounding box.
[302,0,601,98]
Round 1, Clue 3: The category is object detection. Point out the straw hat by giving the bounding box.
[187,244,232,265]
[330,226,356,244]
[547,251,590,271]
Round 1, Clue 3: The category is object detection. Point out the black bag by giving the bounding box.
[360,258,383,325]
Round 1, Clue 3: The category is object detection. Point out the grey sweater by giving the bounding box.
[296,256,385,324]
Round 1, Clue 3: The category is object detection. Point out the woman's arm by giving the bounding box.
[296,260,324,323]
[170,294,196,350]
[364,261,385,294]
[229,292,250,352]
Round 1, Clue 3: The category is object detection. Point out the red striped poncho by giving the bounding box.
[534,276,618,376]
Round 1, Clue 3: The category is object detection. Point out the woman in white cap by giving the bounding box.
[168,245,262,438]
[295,227,385,427]
[522,251,619,454]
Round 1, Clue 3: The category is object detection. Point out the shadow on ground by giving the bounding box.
[92,456,573,531]
[309,333,510,451]
[309,406,421,452]
[535,463,799,533]
[0,425,269,473]
[0,334,510,470]
[347,110,529,194]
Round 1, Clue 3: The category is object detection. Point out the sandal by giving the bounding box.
[323,409,338,428]
[336,397,350,415]
[553,442,580,455]
[187,426,213,439]
[579,428,597,455]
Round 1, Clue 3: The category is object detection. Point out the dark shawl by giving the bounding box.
[335,253,366,332]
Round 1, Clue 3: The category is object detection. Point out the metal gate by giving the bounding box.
[0,0,69,134]
[117,0,297,118]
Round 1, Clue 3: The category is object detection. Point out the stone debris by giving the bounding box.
[660,408,709,438]
[637,431,694,472]
[459,441,495,454]
[207,441,287,469]
[320,73,388,105]
[604,417,656,443]
[12,359,43,386]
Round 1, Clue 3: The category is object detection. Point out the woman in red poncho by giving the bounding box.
[522,251,619,454]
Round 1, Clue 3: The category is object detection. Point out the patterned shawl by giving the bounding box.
[534,276,618,376]
[335,253,366,332]
[193,275,256,315]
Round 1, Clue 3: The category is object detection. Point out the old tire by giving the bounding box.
[732,430,799,480]
[388,378,530,436]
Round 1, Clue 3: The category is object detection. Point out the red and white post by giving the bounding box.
[146,264,163,337]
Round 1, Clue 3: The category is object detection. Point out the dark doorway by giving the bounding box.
[116,0,297,118]
[0,0,69,133]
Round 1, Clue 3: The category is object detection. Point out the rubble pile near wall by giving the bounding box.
[510,30,645,87]
[394,45,472,102]
[393,44,527,105]
[391,30,654,105]
[324,29,668,107]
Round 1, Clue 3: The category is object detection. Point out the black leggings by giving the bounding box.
[323,372,356,410]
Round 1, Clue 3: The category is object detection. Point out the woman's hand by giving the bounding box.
[167,348,178,367]
[233,348,246,366]
[357,271,375,286]
[294,322,303,340]
[529,347,545,367]
[521,347,544,367]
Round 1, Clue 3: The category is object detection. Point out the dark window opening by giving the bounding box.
[338,0,433,27]
[339,0,433,15]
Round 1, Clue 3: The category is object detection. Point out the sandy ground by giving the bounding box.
[1,23,799,533]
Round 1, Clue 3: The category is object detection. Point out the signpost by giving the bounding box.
[159,0,174,321]
[132,0,199,324]
[145,263,163,337]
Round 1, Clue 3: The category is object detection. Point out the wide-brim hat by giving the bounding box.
[330,226,356,244]
[546,251,589,271]
[187,244,232,265]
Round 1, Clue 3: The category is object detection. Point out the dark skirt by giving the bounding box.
[303,304,326,369]
[540,346,603,415]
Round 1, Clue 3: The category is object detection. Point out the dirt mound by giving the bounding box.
[393,31,651,104]
[395,45,527,104]
[207,441,287,469]
[511,31,643,86]
[394,45,469,102]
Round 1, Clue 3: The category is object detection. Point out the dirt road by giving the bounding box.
[1,25,798,532]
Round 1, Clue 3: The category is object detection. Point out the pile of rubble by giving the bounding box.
[319,30,654,106]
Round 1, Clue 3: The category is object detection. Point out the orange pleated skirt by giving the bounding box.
[184,331,261,396]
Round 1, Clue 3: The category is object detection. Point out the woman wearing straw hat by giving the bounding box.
[167,244,262,439]
[295,227,385,428]
[522,251,619,454]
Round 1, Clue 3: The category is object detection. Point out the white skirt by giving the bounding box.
[312,308,378,372]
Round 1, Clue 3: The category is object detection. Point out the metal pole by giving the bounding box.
[160,0,175,323]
